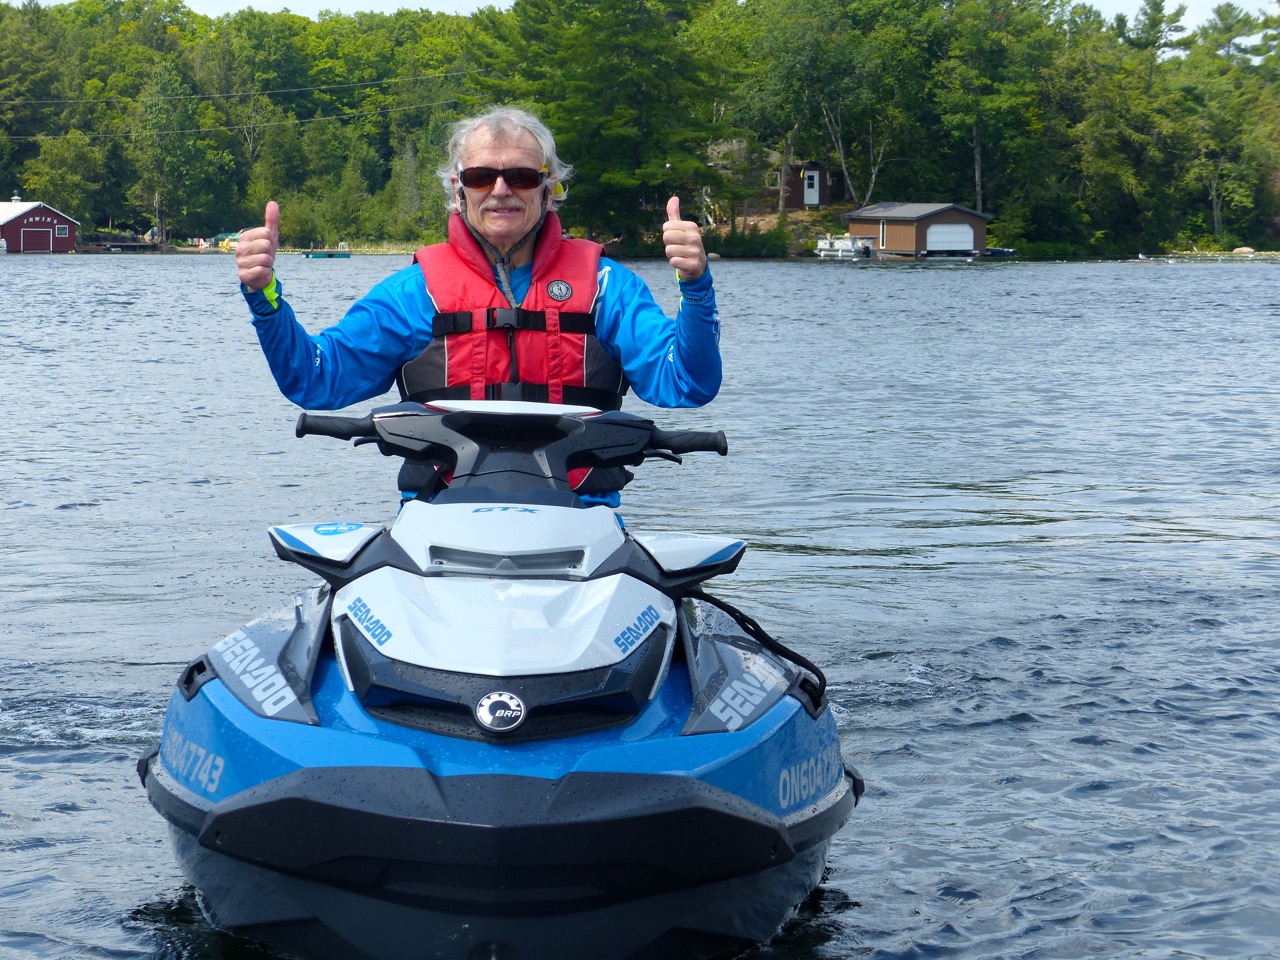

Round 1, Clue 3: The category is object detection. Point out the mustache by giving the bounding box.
[481,199,525,212]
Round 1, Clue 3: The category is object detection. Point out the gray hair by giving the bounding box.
[438,106,572,212]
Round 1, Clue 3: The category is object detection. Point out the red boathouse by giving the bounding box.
[0,193,79,253]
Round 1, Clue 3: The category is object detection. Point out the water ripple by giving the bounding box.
[5,257,1280,959]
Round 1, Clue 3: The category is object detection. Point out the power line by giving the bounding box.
[0,97,459,141]
[0,70,471,107]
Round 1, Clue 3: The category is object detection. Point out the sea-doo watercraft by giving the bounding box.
[139,400,864,960]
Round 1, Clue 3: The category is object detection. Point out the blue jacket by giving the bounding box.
[242,240,721,414]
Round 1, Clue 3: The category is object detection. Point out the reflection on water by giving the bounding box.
[2,254,1278,959]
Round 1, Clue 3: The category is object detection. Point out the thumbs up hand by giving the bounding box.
[237,200,280,291]
[662,196,707,282]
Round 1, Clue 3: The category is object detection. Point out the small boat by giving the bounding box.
[815,234,876,260]
[304,241,351,259]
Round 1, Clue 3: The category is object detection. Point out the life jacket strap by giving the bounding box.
[432,309,597,336]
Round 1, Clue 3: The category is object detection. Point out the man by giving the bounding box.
[236,106,720,502]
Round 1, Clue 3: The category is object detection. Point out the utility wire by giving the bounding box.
[0,97,458,141]
[0,70,471,106]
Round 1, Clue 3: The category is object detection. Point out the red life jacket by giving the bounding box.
[397,212,629,411]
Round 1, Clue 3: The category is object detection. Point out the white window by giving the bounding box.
[56,225,69,238]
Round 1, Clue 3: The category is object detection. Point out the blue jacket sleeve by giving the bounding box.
[593,260,721,408]
[588,261,721,407]
[242,267,433,411]
[588,259,721,407]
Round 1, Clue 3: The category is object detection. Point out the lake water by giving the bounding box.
[2,251,1278,960]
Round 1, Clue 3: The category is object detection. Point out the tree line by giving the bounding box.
[2,0,1278,256]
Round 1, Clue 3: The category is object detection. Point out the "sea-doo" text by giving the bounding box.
[708,651,788,731]
[211,631,300,717]
[612,605,662,653]
[347,596,393,645]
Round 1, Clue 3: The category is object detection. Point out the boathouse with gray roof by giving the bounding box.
[845,202,991,258]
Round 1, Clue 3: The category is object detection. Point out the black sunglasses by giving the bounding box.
[458,166,547,190]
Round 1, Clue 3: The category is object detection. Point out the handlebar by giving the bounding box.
[295,412,376,440]
[293,405,729,498]
[649,428,728,456]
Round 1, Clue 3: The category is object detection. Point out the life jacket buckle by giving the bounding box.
[491,383,541,402]
[487,307,520,329]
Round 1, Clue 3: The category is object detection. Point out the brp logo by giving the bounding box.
[313,522,363,535]
[475,692,526,733]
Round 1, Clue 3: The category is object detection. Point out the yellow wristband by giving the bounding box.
[262,272,279,309]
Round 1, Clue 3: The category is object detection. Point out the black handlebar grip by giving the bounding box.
[295,412,377,440]
[650,428,728,456]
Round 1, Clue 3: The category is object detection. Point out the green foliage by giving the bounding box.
[465,0,725,237]
[0,0,1277,254]
[0,1,61,193]
[126,60,234,238]
[22,131,103,225]
[705,224,790,258]
[1015,240,1090,261]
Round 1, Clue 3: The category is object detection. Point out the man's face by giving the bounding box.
[455,129,548,254]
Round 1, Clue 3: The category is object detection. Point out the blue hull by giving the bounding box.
[141,652,858,960]
[166,824,834,960]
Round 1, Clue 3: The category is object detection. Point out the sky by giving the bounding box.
[167,0,1259,28]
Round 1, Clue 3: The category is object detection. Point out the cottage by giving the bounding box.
[0,193,79,253]
[844,202,991,258]
[782,162,830,211]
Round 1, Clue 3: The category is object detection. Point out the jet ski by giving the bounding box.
[139,400,864,960]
